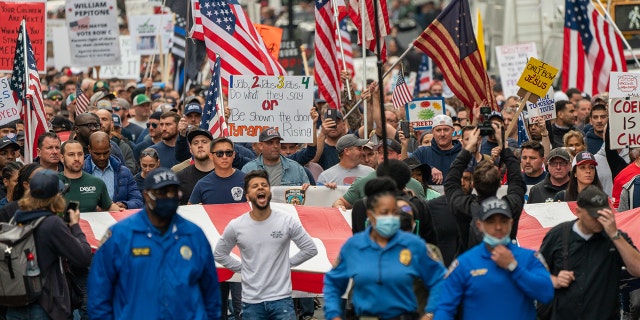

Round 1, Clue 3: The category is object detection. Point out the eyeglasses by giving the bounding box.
[212,150,234,158]
[141,149,159,159]
[548,161,569,167]
[76,123,100,130]
[147,122,158,128]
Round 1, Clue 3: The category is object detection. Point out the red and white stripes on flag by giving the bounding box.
[199,0,285,89]
[392,73,412,109]
[338,19,355,78]
[200,56,229,138]
[190,0,205,40]
[75,85,90,115]
[347,0,390,61]
[562,0,626,95]
[315,0,347,110]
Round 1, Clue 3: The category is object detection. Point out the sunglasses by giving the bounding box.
[49,96,63,101]
[76,123,100,130]
[452,130,463,137]
[141,149,159,159]
[146,122,158,128]
[212,150,234,158]
[113,107,121,111]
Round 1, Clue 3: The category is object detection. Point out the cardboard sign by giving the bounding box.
[0,0,46,73]
[66,0,121,67]
[495,43,538,98]
[609,71,640,98]
[516,57,558,98]
[609,97,640,149]
[128,14,173,55]
[254,24,283,60]
[404,97,446,130]
[227,75,314,143]
[278,40,303,75]
[525,87,555,121]
[353,57,378,91]
[100,36,141,80]
[0,78,20,125]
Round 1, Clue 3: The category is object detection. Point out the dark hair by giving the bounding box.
[564,165,603,201]
[472,160,501,200]
[61,139,82,155]
[565,88,581,98]
[521,140,544,158]
[37,132,60,149]
[244,170,269,192]
[364,177,398,210]
[211,137,234,151]
[555,100,574,115]
[397,195,419,232]
[12,163,41,201]
[2,162,23,181]
[140,148,159,160]
[376,159,411,189]
[590,103,607,116]
[160,111,181,124]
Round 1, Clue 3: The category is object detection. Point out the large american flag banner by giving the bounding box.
[315,0,346,110]
[200,56,228,138]
[347,0,389,61]
[198,0,285,89]
[9,21,46,164]
[413,0,497,111]
[338,19,355,78]
[392,73,412,110]
[562,0,626,95]
[75,84,90,116]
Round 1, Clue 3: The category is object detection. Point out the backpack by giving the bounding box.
[0,216,46,307]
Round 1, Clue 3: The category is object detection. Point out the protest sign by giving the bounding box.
[128,14,173,55]
[516,57,558,99]
[227,75,314,143]
[609,71,640,98]
[125,0,154,16]
[278,40,303,75]
[353,57,378,91]
[47,19,73,70]
[0,78,21,126]
[404,97,446,130]
[525,87,555,121]
[0,0,46,73]
[100,36,141,80]
[495,43,537,98]
[65,0,120,67]
[254,24,283,60]
[608,72,640,149]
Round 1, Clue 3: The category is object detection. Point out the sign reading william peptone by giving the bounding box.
[66,0,120,67]
[227,75,314,143]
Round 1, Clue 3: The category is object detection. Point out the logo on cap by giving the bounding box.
[590,195,606,206]
[482,199,508,213]
[153,170,176,184]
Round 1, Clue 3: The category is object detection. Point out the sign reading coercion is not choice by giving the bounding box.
[227,75,314,143]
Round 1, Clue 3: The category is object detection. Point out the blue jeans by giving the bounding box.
[6,303,51,320]
[242,297,297,320]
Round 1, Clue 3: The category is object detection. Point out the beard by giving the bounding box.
[250,193,272,210]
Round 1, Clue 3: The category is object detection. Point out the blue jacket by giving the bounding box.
[83,155,143,209]
[241,154,309,186]
[585,128,604,154]
[434,242,554,320]
[324,228,446,319]
[88,209,221,320]
[411,139,462,185]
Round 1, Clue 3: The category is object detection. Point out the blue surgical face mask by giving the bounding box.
[374,215,400,238]
[483,233,511,248]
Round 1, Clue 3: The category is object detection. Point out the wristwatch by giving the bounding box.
[507,261,518,272]
[610,230,622,240]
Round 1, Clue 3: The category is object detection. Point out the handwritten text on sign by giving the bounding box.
[227,75,314,143]
[516,57,558,98]
[0,78,21,126]
[404,97,446,130]
[609,98,640,149]
[495,42,538,98]
[526,87,555,121]
[0,0,46,73]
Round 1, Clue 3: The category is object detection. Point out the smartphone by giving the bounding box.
[399,120,410,137]
[64,201,79,223]
[326,109,338,128]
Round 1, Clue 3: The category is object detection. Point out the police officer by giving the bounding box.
[87,168,222,319]
[434,197,554,319]
[324,177,446,320]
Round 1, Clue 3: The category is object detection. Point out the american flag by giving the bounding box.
[75,85,90,115]
[200,56,228,138]
[392,73,412,110]
[198,0,285,90]
[347,0,389,61]
[69,16,90,32]
[414,54,432,96]
[562,0,626,95]
[191,0,205,40]
[338,19,354,78]
[413,0,497,110]
[9,21,46,164]
[315,0,346,110]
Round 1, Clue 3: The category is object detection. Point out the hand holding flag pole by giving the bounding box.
[331,0,352,101]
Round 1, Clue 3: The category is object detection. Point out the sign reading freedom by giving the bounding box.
[0,0,46,73]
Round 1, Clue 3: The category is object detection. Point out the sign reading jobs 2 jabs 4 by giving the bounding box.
[227,75,314,143]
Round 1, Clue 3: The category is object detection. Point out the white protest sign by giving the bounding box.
[227,75,314,143]
[125,0,154,16]
[495,43,538,97]
[100,36,141,80]
[404,97,445,130]
[353,56,378,91]
[608,72,640,149]
[66,0,121,67]
[0,78,21,126]
[609,71,640,98]
[525,87,555,120]
[128,14,173,55]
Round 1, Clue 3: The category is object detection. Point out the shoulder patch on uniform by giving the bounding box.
[444,259,459,279]
[534,251,550,271]
[426,243,443,263]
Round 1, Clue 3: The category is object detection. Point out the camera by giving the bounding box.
[478,106,495,137]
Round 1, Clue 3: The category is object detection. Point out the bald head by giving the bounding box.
[96,109,113,133]
[89,131,110,147]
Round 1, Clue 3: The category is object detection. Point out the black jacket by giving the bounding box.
[527,175,569,204]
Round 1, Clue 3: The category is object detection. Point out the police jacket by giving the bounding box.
[83,155,143,209]
[88,209,222,320]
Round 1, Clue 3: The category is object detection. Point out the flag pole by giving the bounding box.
[361,0,368,136]
[372,0,388,166]
[216,54,224,120]
[594,0,640,69]
[330,0,352,100]
[21,19,33,164]
[182,0,193,99]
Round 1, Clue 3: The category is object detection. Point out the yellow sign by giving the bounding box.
[516,57,559,98]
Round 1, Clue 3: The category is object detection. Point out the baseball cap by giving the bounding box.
[144,167,181,190]
[488,111,504,121]
[480,196,512,220]
[187,128,213,144]
[432,114,453,128]
[51,116,73,131]
[46,90,63,100]
[149,111,162,121]
[184,95,201,105]
[133,94,152,107]
[97,100,113,111]
[29,170,65,199]
[547,147,571,163]
[165,97,177,107]
[184,103,203,115]
[403,157,425,170]
[363,141,377,150]
[65,94,76,106]
[16,131,24,142]
[112,114,122,127]
[0,137,18,150]
[89,91,115,107]
[259,127,283,142]
[336,134,368,153]
[577,185,611,218]
[93,80,110,92]
[115,98,130,110]
[377,139,402,154]
[573,151,598,167]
